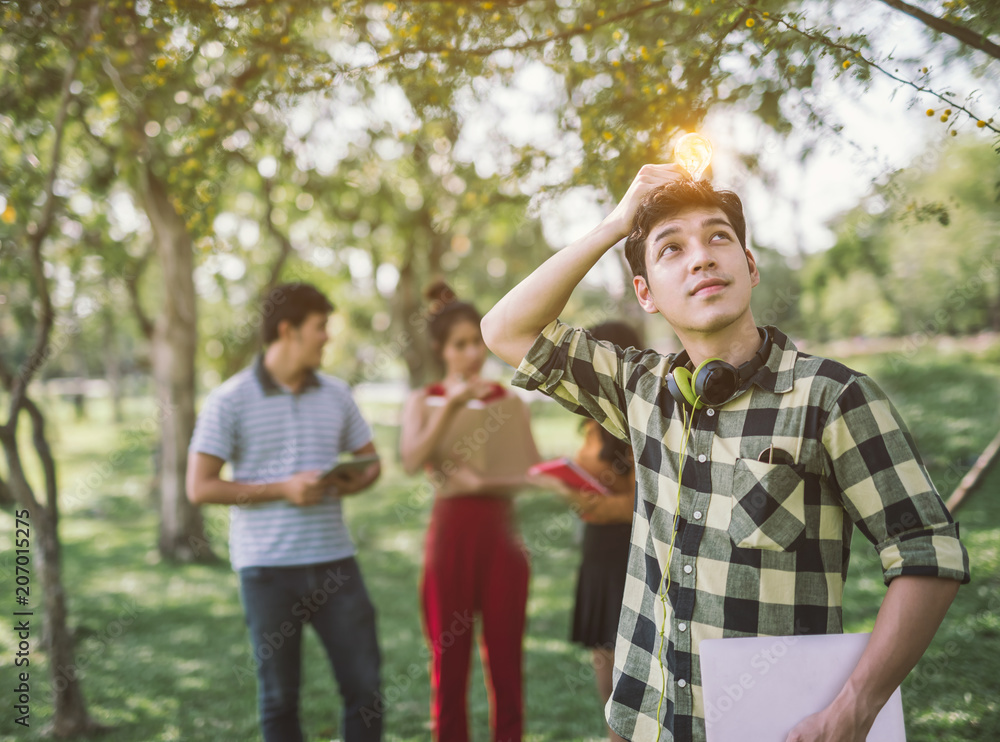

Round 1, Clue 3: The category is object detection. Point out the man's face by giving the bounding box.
[283,312,330,370]
[632,206,759,334]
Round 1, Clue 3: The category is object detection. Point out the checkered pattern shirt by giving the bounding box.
[510,319,970,742]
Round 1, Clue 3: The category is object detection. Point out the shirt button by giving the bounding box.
[683,564,693,574]
[678,622,687,632]
[706,408,715,416]
[692,510,703,520]
[698,454,707,463]
[677,679,687,688]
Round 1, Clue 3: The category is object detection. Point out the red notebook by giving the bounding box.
[529,457,610,495]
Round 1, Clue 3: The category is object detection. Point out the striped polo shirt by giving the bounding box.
[188,355,374,571]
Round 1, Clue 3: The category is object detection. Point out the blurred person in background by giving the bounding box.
[187,282,383,742]
[399,279,541,742]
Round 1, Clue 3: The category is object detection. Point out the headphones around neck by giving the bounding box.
[666,327,772,411]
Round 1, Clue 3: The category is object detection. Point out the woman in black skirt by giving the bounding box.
[532,321,639,742]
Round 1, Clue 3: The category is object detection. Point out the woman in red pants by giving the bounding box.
[400,279,541,742]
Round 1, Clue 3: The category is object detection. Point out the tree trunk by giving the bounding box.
[137,164,216,563]
[0,473,14,509]
[0,402,105,737]
[392,249,436,389]
[36,507,97,737]
[103,302,124,423]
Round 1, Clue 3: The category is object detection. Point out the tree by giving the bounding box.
[58,0,342,561]
[306,0,998,210]
[0,4,106,735]
[801,135,1000,340]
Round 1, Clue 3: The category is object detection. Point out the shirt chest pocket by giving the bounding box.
[728,458,807,551]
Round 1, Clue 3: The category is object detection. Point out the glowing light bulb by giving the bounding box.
[673,132,713,181]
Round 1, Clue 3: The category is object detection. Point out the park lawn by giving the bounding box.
[1,344,998,741]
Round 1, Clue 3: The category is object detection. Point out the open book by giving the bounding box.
[528,457,610,495]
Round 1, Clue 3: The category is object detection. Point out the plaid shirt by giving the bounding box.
[510,319,970,742]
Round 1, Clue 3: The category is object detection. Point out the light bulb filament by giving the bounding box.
[673,132,713,181]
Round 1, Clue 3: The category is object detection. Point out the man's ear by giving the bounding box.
[633,274,659,315]
[277,318,296,342]
[746,248,761,289]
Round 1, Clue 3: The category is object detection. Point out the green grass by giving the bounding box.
[1,347,999,741]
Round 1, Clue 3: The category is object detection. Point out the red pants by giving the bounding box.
[420,495,530,742]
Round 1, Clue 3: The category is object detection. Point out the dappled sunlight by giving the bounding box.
[2,352,999,739]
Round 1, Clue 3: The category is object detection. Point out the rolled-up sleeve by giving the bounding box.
[822,374,970,585]
[509,317,649,442]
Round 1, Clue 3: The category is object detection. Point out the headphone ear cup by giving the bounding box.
[693,358,737,406]
[670,367,701,409]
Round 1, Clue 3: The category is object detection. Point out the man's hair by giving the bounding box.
[623,180,747,281]
[261,282,334,345]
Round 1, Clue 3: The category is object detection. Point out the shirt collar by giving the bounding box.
[745,325,797,394]
[254,353,321,396]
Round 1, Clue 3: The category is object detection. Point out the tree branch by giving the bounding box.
[322,0,681,81]
[742,5,1000,134]
[317,0,1000,137]
[125,244,156,340]
[0,355,43,515]
[0,472,12,509]
[875,0,1000,61]
[3,4,99,434]
[260,177,295,292]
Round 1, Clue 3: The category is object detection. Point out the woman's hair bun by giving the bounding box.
[423,278,458,308]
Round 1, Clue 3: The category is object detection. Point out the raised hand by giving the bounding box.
[443,374,494,406]
[605,164,691,240]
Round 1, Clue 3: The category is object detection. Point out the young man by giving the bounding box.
[481,166,970,742]
[187,282,383,742]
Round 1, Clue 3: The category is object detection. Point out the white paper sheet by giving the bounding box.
[700,632,906,742]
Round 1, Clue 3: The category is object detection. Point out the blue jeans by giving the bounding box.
[238,557,382,742]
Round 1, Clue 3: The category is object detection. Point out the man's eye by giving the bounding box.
[711,231,730,241]
[658,244,679,258]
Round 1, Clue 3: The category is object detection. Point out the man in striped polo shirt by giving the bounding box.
[482,166,969,741]
[187,282,382,742]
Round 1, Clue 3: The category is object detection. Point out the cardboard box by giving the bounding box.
[424,393,540,488]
